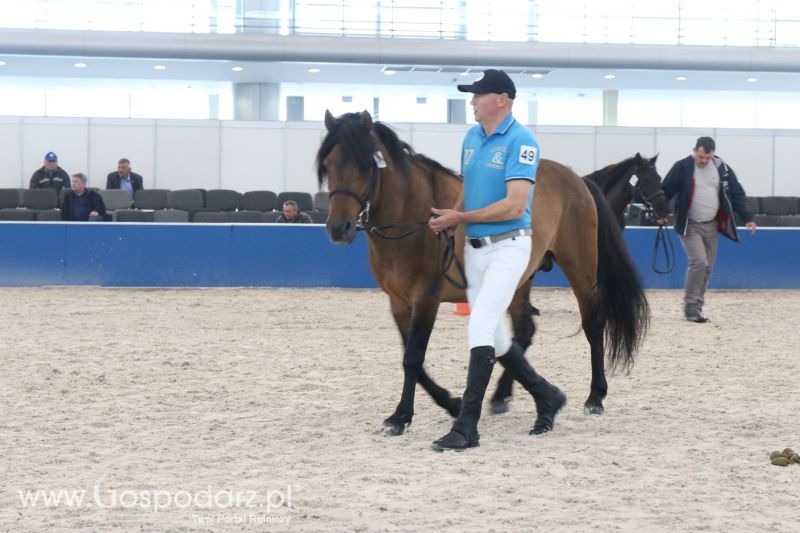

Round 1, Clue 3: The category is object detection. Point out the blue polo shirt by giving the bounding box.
[461,114,539,238]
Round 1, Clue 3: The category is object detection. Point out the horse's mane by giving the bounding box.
[316,112,459,188]
[584,157,636,193]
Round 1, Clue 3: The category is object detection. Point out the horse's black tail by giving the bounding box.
[585,179,650,372]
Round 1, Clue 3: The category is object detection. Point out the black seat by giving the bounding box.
[230,210,264,223]
[760,196,797,216]
[753,214,783,227]
[0,209,35,221]
[168,189,204,211]
[99,189,133,211]
[192,211,229,223]
[276,191,313,212]
[206,189,242,211]
[310,210,328,223]
[313,191,330,211]
[114,209,154,222]
[242,191,278,212]
[744,196,760,215]
[134,189,170,210]
[263,211,282,223]
[22,189,58,210]
[0,189,21,209]
[153,209,189,223]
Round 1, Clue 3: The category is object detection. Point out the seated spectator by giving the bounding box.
[30,152,70,194]
[276,200,312,223]
[61,173,108,222]
[106,158,144,199]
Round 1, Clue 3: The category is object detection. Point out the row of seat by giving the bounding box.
[0,188,331,212]
[626,195,800,227]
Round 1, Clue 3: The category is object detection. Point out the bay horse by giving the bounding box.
[490,153,669,412]
[317,110,649,436]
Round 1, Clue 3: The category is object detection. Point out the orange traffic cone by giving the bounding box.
[454,302,471,316]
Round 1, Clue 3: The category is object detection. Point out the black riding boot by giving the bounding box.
[498,342,567,435]
[432,346,496,451]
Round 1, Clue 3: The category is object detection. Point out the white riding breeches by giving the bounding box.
[464,235,532,355]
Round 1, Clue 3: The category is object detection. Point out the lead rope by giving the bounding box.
[652,224,675,274]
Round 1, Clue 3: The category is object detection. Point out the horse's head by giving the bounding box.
[632,153,670,223]
[316,110,381,244]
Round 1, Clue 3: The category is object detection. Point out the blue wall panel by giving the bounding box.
[0,223,798,289]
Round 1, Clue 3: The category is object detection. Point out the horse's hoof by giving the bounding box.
[583,404,604,415]
[490,401,510,415]
[381,422,407,436]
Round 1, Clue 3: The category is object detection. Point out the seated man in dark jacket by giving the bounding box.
[30,151,70,195]
[276,200,312,223]
[106,158,144,200]
[61,173,108,222]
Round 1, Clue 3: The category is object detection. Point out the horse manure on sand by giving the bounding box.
[769,448,798,467]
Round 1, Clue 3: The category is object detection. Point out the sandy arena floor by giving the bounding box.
[1,287,799,532]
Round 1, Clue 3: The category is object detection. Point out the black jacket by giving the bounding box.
[276,212,313,224]
[661,155,753,242]
[106,172,144,193]
[60,189,108,221]
[30,167,70,194]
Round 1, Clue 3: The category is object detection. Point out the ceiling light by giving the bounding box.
[459,70,471,76]
[74,62,87,68]
[528,70,551,79]
[531,73,545,79]
[604,74,616,80]
[308,68,320,73]
[676,75,688,81]
[0,60,6,66]
[231,66,243,72]
[747,76,758,82]
[153,64,166,71]
[383,69,396,76]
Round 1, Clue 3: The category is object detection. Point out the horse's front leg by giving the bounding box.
[383,298,441,436]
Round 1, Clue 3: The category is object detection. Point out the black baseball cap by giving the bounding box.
[457,69,516,99]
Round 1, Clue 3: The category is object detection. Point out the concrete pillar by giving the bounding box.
[603,89,619,126]
[286,96,304,121]
[234,82,280,121]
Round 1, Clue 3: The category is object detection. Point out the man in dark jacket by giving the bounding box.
[106,158,144,200]
[30,152,70,194]
[276,200,312,223]
[661,136,757,323]
[61,173,108,222]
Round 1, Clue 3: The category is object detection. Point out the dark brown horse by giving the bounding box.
[317,110,649,436]
[490,152,668,412]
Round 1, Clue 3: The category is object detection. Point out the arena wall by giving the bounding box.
[0,224,796,289]
[2,116,799,197]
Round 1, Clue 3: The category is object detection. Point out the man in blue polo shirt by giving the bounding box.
[429,69,566,451]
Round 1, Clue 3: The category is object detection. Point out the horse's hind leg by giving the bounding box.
[490,280,537,414]
[573,284,607,415]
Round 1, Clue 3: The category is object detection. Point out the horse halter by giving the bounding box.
[630,164,666,210]
[327,151,383,230]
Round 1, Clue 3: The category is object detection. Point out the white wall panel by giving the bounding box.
[284,122,327,194]
[654,129,710,178]
[407,124,466,174]
[715,130,773,197]
[772,133,800,196]
[22,118,89,186]
[534,127,595,175]
[220,122,285,193]
[0,118,23,188]
[155,120,220,190]
[595,127,657,168]
[88,119,156,189]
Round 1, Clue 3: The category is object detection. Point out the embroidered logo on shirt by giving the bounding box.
[519,145,538,165]
[487,146,507,169]
[463,149,475,166]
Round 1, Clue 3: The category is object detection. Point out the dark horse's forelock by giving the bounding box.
[316,112,414,188]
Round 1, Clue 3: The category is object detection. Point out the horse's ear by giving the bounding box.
[359,110,373,128]
[634,152,643,164]
[324,110,336,132]
[651,153,659,163]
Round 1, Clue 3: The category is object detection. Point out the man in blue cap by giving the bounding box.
[30,152,70,195]
[429,69,566,451]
